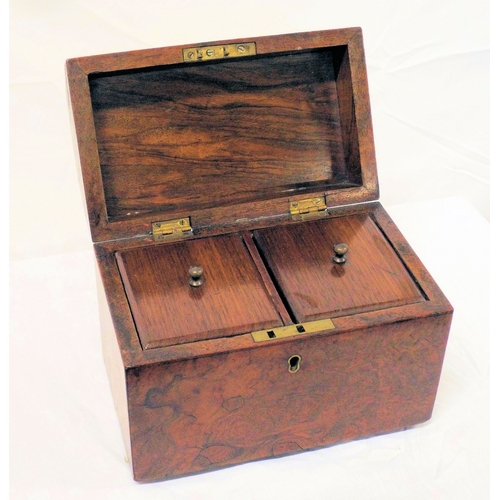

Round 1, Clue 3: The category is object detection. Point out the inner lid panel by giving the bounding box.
[89,46,362,221]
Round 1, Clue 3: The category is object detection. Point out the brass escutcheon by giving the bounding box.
[288,355,302,373]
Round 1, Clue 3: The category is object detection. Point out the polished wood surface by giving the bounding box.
[127,313,451,481]
[66,28,378,243]
[242,231,293,326]
[254,215,424,322]
[94,202,452,482]
[90,49,359,221]
[94,203,451,370]
[116,234,282,349]
[67,27,453,483]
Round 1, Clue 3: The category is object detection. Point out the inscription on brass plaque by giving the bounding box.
[183,42,257,62]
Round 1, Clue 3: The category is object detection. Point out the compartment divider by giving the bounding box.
[242,230,296,325]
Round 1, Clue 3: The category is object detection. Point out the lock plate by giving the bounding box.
[251,319,335,343]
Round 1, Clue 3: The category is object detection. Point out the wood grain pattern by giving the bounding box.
[241,231,293,326]
[67,28,453,483]
[335,45,362,185]
[67,28,379,243]
[70,28,362,75]
[89,49,360,221]
[93,202,452,482]
[254,215,424,322]
[116,234,283,349]
[126,313,451,481]
[93,202,451,370]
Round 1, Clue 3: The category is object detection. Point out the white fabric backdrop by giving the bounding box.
[9,0,489,260]
[10,198,490,499]
[9,1,490,498]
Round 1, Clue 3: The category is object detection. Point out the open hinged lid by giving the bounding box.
[66,27,378,243]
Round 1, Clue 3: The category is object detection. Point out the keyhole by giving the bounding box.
[288,355,302,373]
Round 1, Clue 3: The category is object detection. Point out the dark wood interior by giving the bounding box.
[89,47,362,221]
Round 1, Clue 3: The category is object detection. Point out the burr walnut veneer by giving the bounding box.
[66,28,452,481]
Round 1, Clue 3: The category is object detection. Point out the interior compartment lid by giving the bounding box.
[66,28,378,243]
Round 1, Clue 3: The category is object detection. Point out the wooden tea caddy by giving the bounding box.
[66,27,453,482]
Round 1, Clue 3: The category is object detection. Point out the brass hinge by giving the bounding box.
[289,196,327,216]
[152,217,192,242]
[182,42,256,63]
[251,319,335,343]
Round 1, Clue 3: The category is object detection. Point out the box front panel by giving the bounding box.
[126,313,451,481]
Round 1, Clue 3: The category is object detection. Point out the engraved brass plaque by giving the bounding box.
[251,319,335,343]
[182,42,257,62]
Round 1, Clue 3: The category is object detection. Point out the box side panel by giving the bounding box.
[96,262,132,462]
[126,312,451,481]
[66,59,109,238]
